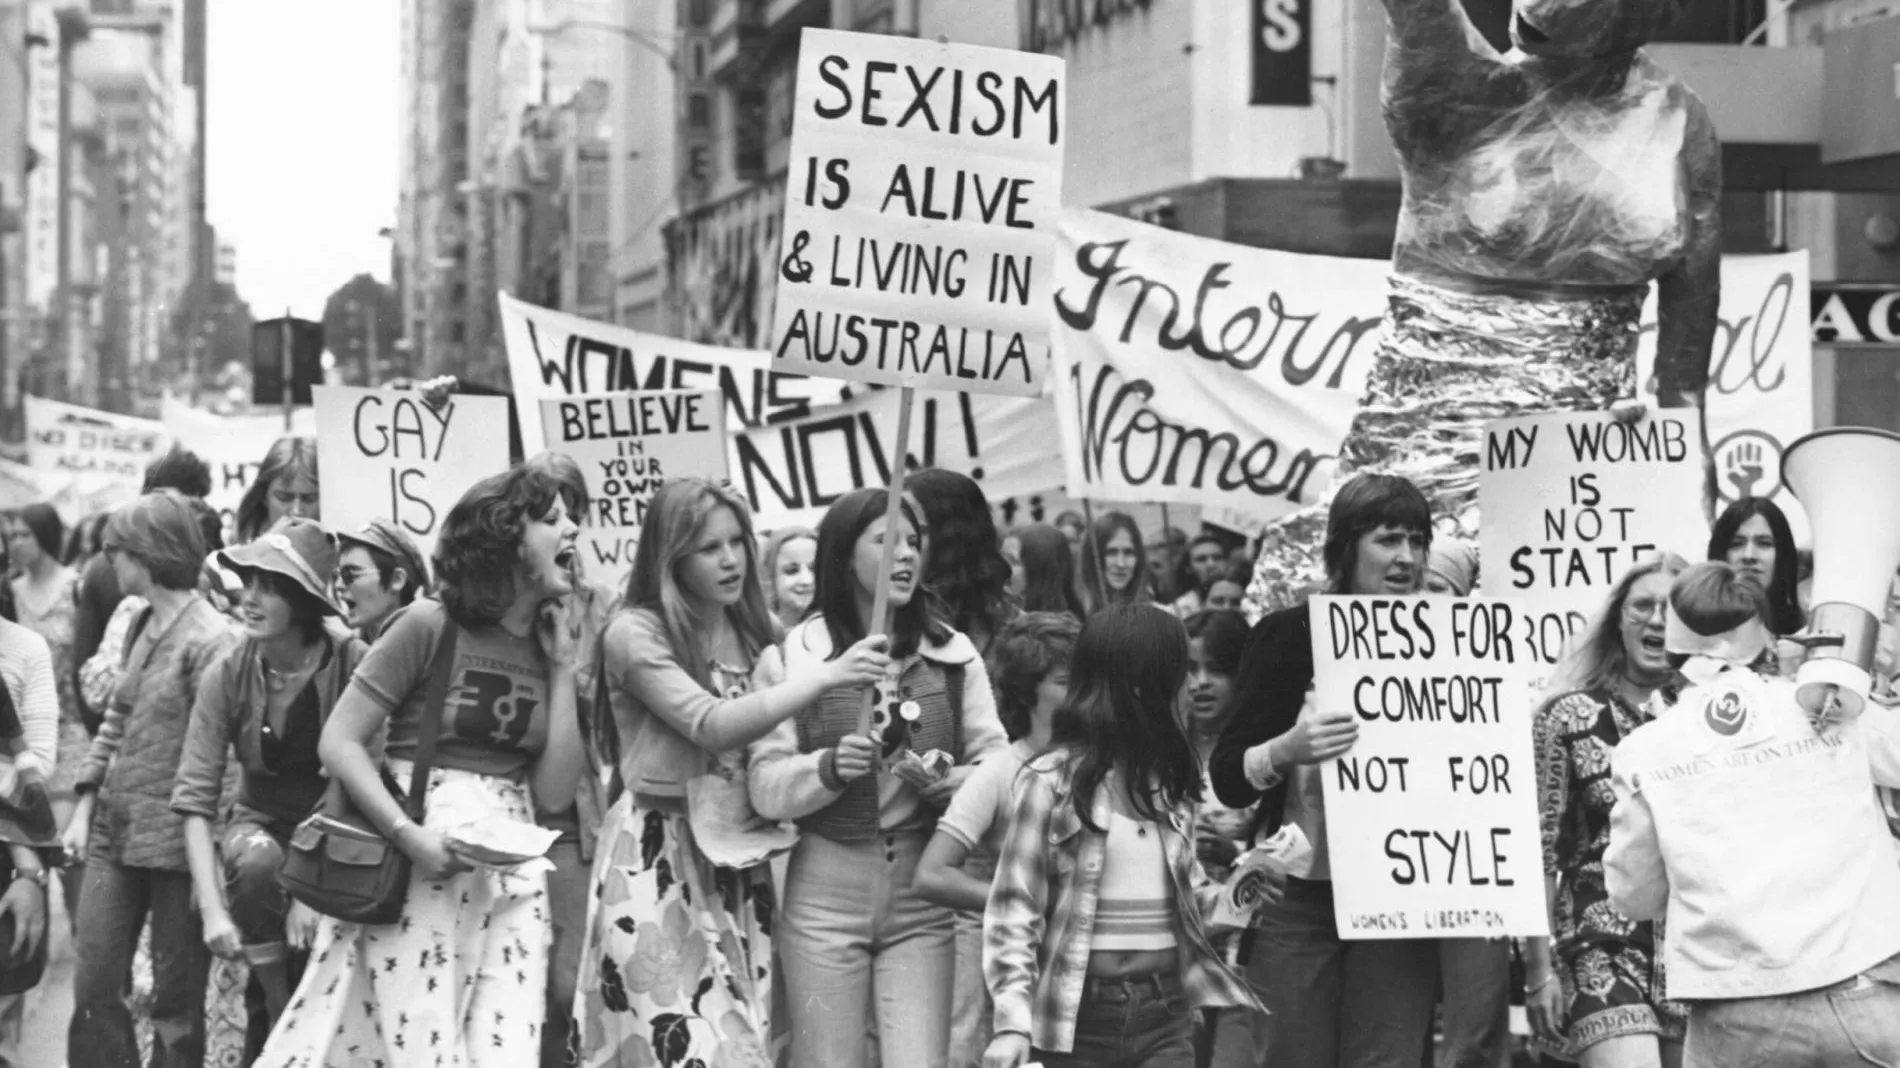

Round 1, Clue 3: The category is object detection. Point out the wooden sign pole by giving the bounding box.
[857,385,917,738]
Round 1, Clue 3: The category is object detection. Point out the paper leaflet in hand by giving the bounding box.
[891,748,953,791]
[429,777,561,874]
[1211,824,1312,928]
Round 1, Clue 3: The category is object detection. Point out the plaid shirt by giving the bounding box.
[983,755,1263,1052]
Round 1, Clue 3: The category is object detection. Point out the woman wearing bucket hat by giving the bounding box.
[334,520,430,643]
[170,517,367,1058]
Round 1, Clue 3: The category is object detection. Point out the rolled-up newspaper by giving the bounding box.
[1210,824,1313,928]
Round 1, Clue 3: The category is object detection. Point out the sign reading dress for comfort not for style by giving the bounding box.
[1310,595,1546,939]
[312,385,511,558]
[771,28,1064,395]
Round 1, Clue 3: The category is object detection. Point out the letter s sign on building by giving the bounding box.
[1252,0,1312,106]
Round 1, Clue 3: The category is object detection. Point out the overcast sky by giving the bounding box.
[206,0,399,319]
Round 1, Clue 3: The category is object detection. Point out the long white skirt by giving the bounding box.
[253,763,551,1068]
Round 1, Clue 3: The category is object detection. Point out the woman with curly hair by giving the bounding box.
[255,462,587,1066]
[908,469,1017,652]
[233,437,319,544]
[1525,552,1690,1068]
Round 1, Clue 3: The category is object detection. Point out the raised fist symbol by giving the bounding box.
[1724,440,1765,499]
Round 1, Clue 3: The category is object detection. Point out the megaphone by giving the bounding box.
[1781,427,1900,720]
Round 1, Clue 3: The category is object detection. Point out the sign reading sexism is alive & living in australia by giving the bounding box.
[1479,411,1705,667]
[312,386,511,558]
[540,391,729,589]
[1311,595,1545,939]
[771,29,1063,395]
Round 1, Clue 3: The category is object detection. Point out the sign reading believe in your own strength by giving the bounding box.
[539,391,729,589]
[1311,595,1545,939]
[771,29,1063,396]
[1478,411,1705,666]
[312,386,510,557]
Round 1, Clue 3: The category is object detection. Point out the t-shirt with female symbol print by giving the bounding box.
[353,599,552,779]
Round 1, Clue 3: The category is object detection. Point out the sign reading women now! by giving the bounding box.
[770,29,1064,396]
[1310,595,1547,939]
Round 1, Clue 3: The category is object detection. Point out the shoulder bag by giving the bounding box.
[278,619,459,925]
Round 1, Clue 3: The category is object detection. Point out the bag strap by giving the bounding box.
[403,618,460,821]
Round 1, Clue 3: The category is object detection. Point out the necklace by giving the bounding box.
[263,647,321,694]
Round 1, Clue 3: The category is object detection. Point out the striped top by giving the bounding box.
[1092,811,1177,951]
[0,620,60,777]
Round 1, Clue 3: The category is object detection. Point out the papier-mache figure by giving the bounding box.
[1245,0,1722,616]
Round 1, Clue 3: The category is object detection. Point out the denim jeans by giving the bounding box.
[1436,939,1511,1068]
[1684,955,1900,1068]
[778,830,954,1068]
[1032,973,1194,1068]
[69,859,209,1068]
[1251,877,1438,1068]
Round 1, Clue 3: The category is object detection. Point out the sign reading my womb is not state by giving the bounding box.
[1479,411,1706,667]
[540,391,729,589]
[313,386,511,558]
[1311,596,1546,940]
[771,29,1063,396]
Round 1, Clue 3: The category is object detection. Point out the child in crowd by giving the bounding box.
[983,606,1270,1068]
[914,612,1081,1068]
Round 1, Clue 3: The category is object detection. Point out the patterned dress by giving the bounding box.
[1533,688,1686,1056]
[573,659,777,1068]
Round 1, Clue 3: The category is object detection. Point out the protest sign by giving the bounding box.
[1638,251,1813,543]
[1311,595,1545,939]
[1479,411,1706,666]
[1051,209,1389,521]
[769,29,1063,397]
[312,386,510,557]
[500,293,852,453]
[23,396,166,506]
[738,386,1058,528]
[160,397,318,542]
[540,391,729,588]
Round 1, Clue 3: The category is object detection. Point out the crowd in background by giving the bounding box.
[0,396,1887,1068]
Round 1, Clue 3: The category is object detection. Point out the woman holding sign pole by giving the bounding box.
[1525,552,1689,1068]
[1207,473,1442,1068]
[749,486,1008,1068]
[572,477,892,1068]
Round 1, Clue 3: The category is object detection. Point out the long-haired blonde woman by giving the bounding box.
[1526,552,1690,1068]
[573,478,888,1068]
[233,437,319,545]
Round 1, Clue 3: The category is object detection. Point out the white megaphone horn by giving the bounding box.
[1781,427,1900,720]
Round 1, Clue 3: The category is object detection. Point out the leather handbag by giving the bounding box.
[278,619,459,925]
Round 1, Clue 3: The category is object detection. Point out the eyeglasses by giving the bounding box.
[336,566,368,587]
[1623,597,1666,624]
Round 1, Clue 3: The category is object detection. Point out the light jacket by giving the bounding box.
[597,606,765,802]
[983,757,1262,1053]
[1606,660,1900,1000]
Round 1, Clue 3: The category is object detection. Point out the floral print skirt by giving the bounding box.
[254,764,550,1068]
[573,793,778,1068]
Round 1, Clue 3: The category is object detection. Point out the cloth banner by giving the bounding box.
[159,397,318,543]
[312,386,511,558]
[1479,411,1707,665]
[1310,595,1546,939]
[770,29,1063,396]
[737,386,1056,529]
[23,396,167,513]
[1050,210,1389,523]
[539,391,730,590]
[1636,251,1813,544]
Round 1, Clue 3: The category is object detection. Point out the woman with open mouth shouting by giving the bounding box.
[255,462,587,1067]
[1526,552,1691,1068]
[750,486,1010,1068]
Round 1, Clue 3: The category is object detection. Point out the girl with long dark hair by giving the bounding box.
[1006,524,1083,618]
[233,437,319,544]
[984,606,1267,1068]
[909,469,1017,652]
[1706,497,1804,637]
[572,478,886,1067]
[1078,511,1153,615]
[750,487,1008,1068]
